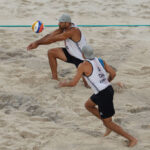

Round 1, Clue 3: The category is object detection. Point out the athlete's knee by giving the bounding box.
[84,101,94,110]
[47,48,56,58]
[84,102,88,110]
[103,118,112,127]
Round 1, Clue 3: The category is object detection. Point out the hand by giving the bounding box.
[27,41,39,50]
[116,82,124,88]
[58,81,66,87]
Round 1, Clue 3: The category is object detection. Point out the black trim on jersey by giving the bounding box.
[86,77,99,93]
[83,59,100,93]
[76,42,83,54]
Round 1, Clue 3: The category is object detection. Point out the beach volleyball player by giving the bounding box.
[27,14,89,87]
[59,45,137,147]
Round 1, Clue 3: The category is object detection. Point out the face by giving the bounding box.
[58,22,70,30]
[58,22,66,30]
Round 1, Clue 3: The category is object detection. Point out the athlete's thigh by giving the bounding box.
[102,117,112,124]
[49,47,67,62]
[85,98,97,107]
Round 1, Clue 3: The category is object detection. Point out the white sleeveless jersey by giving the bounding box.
[64,24,87,60]
[84,57,111,94]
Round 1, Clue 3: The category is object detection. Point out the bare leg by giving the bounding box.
[85,99,112,136]
[47,48,67,80]
[103,117,137,147]
[103,128,112,137]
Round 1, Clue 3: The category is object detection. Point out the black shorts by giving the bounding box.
[62,48,83,67]
[90,85,115,119]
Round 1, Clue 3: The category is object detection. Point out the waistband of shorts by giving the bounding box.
[98,85,113,94]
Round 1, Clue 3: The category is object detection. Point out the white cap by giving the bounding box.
[58,14,71,23]
[82,45,94,59]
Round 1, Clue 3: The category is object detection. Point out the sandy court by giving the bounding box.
[0,0,150,150]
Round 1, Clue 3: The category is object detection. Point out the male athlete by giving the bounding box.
[59,45,137,147]
[27,13,88,86]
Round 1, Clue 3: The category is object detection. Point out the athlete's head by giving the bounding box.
[58,14,72,29]
[82,45,94,59]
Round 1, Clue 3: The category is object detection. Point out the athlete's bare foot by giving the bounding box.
[116,82,124,88]
[103,128,112,137]
[52,77,59,80]
[128,138,138,147]
[52,74,59,80]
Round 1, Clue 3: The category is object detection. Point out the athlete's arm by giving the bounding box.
[103,60,116,82]
[27,28,63,50]
[59,63,84,87]
[37,28,75,45]
[41,28,63,39]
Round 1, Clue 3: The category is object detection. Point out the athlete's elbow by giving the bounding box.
[114,72,116,77]
[112,72,116,79]
[109,72,116,82]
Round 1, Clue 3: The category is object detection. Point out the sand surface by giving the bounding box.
[0,0,150,150]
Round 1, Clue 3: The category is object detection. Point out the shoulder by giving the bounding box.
[77,61,88,69]
[83,60,90,65]
[82,60,92,69]
[66,26,80,34]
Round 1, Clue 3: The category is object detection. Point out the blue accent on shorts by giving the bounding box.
[98,57,104,68]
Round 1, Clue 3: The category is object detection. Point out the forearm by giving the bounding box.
[36,29,63,45]
[36,35,53,45]
[108,75,113,82]
[37,34,65,45]
[61,81,76,87]
[60,65,83,88]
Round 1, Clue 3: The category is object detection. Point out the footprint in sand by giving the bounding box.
[128,106,150,113]
[0,51,10,60]
[141,125,150,129]
[112,82,126,93]
[6,51,23,58]
[114,117,122,125]
[144,145,150,149]
[6,51,34,59]
[74,127,102,138]
[0,92,35,114]
[33,145,40,150]
[20,130,38,139]
[59,69,71,77]
[141,66,150,75]
[26,105,45,116]
[0,119,7,127]
[29,116,49,122]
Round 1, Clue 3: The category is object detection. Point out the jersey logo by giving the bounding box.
[98,73,106,83]
[97,67,101,71]
[98,73,105,78]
